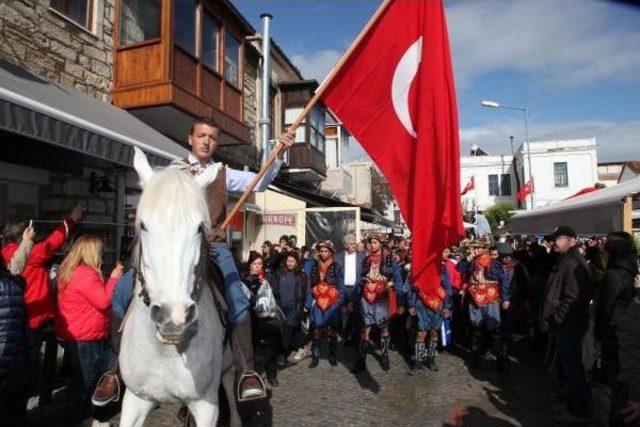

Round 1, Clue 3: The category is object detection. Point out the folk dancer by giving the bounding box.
[352,233,404,372]
[458,246,510,368]
[407,249,453,375]
[305,241,345,368]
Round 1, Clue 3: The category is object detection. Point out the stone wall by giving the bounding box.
[0,0,115,101]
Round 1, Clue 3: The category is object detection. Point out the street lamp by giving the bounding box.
[481,100,534,209]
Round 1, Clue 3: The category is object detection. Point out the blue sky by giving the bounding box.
[235,0,640,162]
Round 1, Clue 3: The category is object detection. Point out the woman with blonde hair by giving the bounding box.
[55,235,122,424]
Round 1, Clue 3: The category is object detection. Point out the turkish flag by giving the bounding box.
[517,179,534,201]
[321,0,464,302]
[461,176,475,196]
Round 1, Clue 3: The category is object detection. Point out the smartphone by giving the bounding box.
[29,219,33,228]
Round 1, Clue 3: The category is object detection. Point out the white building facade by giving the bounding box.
[461,138,598,212]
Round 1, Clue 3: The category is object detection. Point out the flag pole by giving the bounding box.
[220,0,394,230]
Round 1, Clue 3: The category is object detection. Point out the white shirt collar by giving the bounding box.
[187,153,214,167]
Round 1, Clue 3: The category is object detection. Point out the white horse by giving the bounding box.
[119,147,240,427]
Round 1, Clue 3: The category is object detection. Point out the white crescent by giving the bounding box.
[391,36,422,139]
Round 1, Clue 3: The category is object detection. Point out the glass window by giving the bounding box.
[119,0,161,46]
[284,108,306,143]
[554,162,568,187]
[500,174,512,196]
[488,174,500,196]
[224,31,241,86]
[50,0,91,29]
[202,12,219,70]
[175,0,196,54]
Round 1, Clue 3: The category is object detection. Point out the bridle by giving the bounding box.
[134,222,210,307]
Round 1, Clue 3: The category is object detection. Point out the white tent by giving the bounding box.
[508,176,640,235]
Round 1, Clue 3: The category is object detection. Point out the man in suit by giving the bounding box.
[334,234,365,345]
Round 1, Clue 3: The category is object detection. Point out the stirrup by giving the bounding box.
[236,370,267,403]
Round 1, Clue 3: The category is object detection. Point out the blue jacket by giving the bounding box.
[0,270,28,380]
[457,258,510,301]
[305,261,345,309]
[354,251,405,305]
[407,266,453,311]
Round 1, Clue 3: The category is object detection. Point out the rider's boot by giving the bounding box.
[92,364,121,406]
[380,336,391,372]
[232,314,267,401]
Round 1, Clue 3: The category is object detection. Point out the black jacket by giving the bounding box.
[613,287,640,402]
[0,270,28,381]
[594,254,639,360]
[541,247,592,331]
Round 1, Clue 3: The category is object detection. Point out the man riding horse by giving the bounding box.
[175,116,294,400]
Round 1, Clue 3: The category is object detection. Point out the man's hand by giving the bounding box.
[443,309,452,318]
[69,205,84,222]
[110,262,124,279]
[409,307,416,316]
[502,301,511,310]
[387,281,394,288]
[621,401,640,423]
[397,306,405,315]
[278,132,295,150]
[22,225,35,242]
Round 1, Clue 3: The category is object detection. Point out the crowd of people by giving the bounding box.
[1,204,640,425]
[1,115,639,427]
[243,228,640,426]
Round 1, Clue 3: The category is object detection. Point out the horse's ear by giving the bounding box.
[194,163,220,189]
[133,147,154,187]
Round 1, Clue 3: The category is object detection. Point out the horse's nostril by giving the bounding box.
[185,302,197,324]
[150,303,165,324]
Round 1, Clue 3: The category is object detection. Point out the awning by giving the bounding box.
[0,60,187,166]
[508,176,640,235]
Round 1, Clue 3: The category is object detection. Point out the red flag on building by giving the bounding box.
[517,179,534,201]
[321,0,464,304]
[461,176,475,195]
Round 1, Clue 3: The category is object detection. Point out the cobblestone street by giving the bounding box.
[27,341,556,426]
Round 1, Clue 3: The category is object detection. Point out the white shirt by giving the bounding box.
[344,251,357,287]
[187,153,284,193]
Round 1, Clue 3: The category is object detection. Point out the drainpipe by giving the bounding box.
[260,13,273,164]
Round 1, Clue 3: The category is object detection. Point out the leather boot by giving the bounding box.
[232,315,266,401]
[352,340,368,373]
[380,336,390,372]
[308,339,321,368]
[328,337,338,366]
[426,339,439,372]
[409,342,424,376]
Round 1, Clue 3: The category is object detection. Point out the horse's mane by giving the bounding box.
[137,168,211,230]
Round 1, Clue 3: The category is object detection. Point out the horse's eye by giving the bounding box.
[140,221,147,232]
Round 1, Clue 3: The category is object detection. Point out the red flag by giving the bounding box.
[517,180,534,202]
[321,0,464,302]
[461,176,475,196]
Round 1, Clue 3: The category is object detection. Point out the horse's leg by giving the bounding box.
[119,389,155,427]
[221,365,241,427]
[187,398,219,427]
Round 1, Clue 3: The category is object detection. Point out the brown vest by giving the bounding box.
[172,158,228,242]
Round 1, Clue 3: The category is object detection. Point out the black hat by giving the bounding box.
[497,242,513,256]
[550,225,577,240]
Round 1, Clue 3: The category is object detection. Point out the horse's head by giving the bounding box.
[132,148,219,345]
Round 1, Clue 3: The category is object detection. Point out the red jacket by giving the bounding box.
[56,265,117,341]
[1,218,73,329]
[445,260,463,291]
